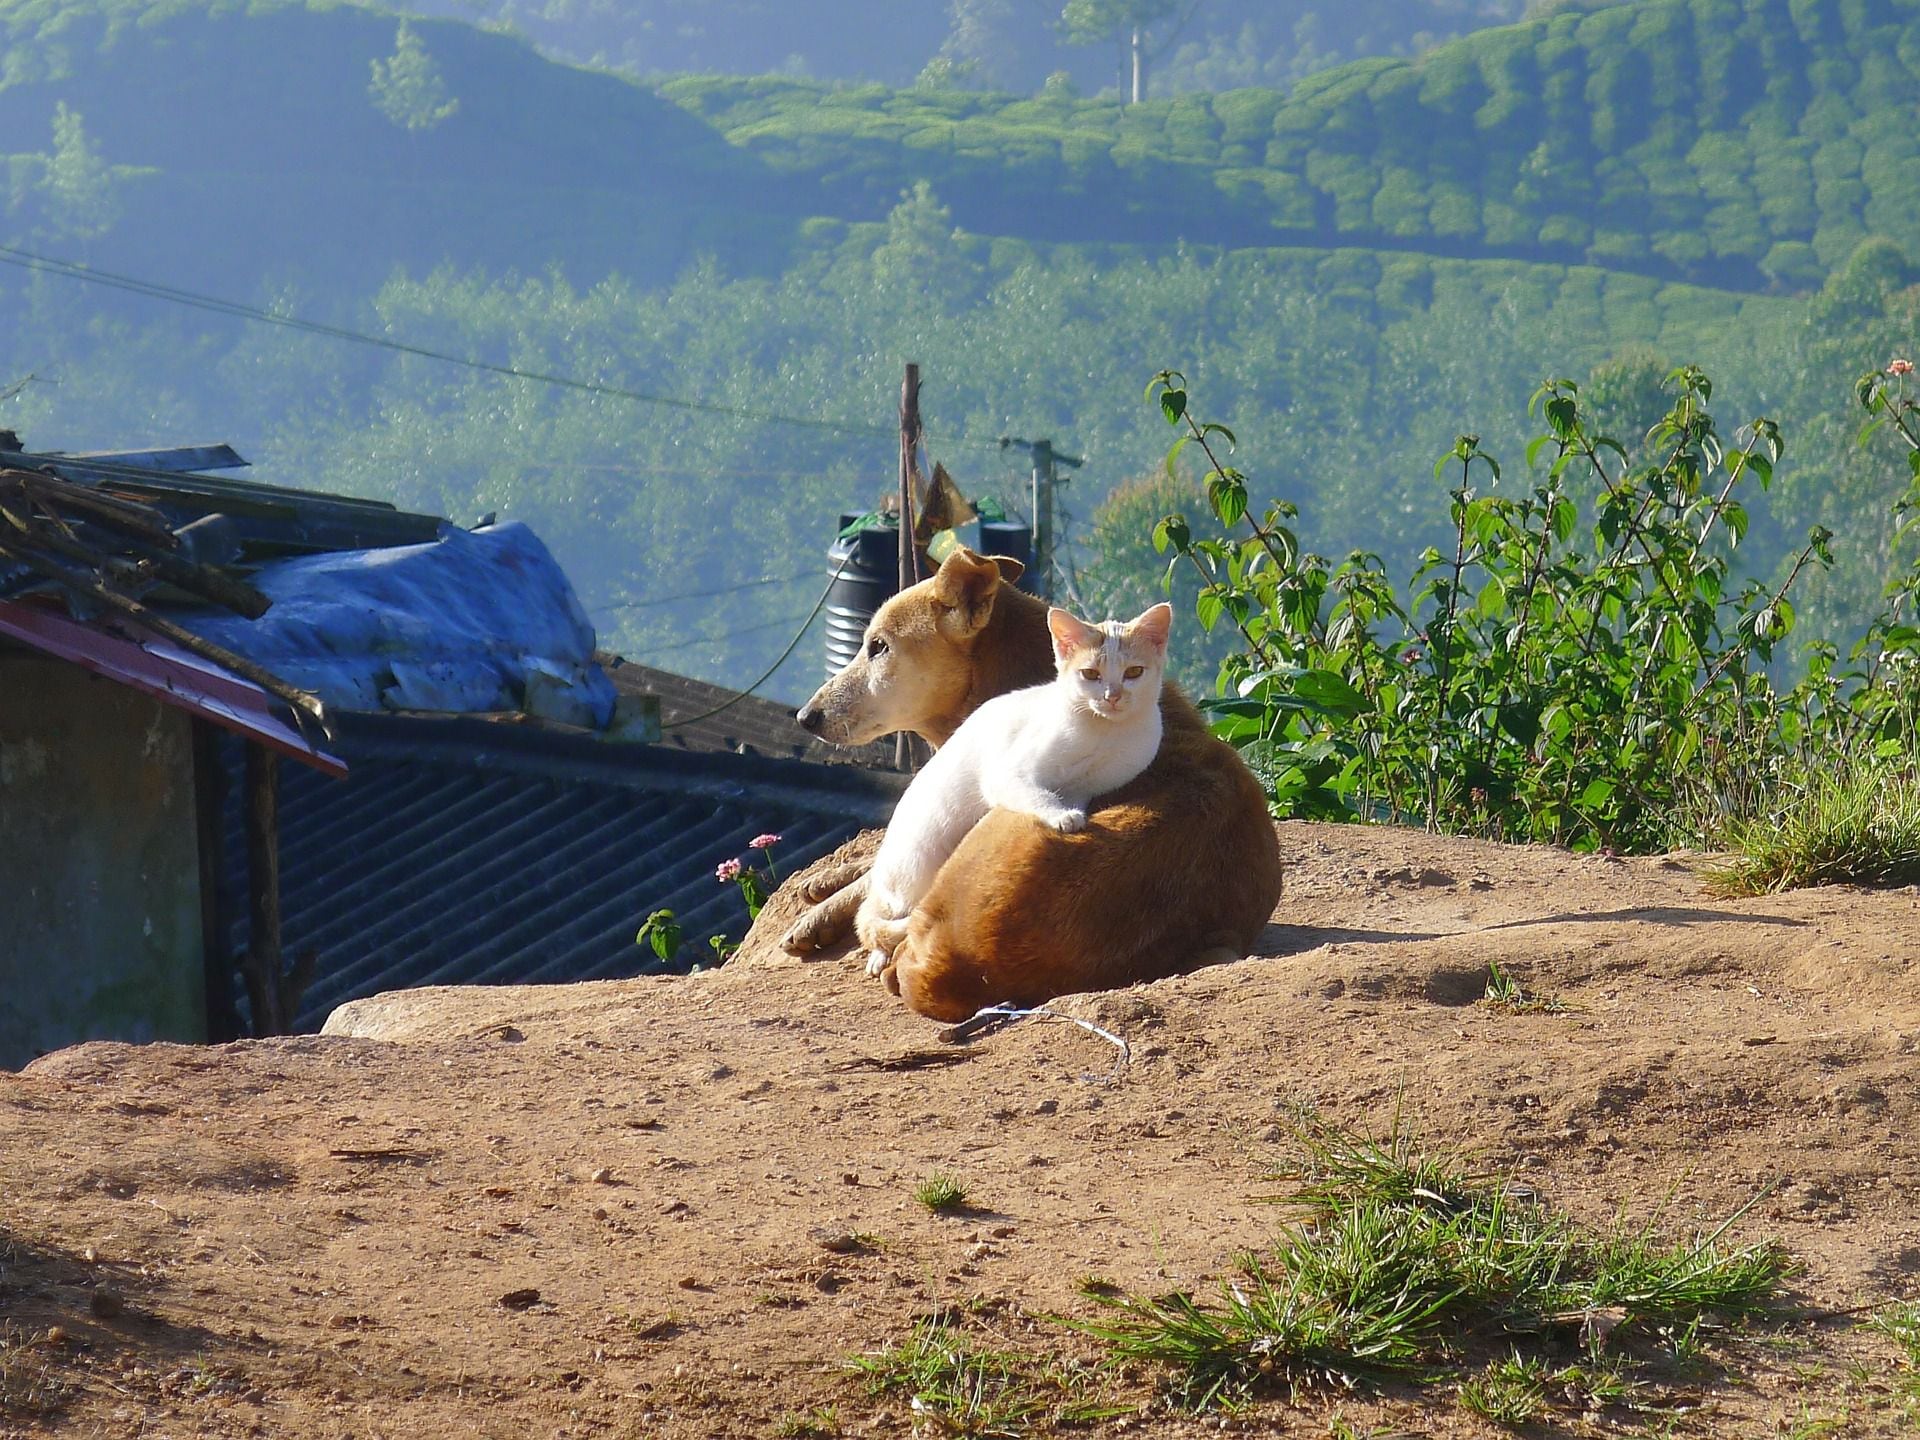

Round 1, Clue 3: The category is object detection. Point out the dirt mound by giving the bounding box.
[4,821,1919,1437]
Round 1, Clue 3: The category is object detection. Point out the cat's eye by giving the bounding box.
[1079,667,1101,682]
[1123,665,1145,680]
[866,636,889,659]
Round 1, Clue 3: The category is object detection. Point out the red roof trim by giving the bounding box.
[0,598,347,778]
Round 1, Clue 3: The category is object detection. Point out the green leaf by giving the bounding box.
[1291,669,1370,717]
[1159,387,1187,426]
[1579,777,1616,809]
[1196,586,1225,632]
[1164,433,1190,479]
[1208,474,1247,529]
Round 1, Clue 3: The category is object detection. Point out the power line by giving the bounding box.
[665,550,851,728]
[587,570,811,614]
[0,243,1012,451]
[638,608,817,655]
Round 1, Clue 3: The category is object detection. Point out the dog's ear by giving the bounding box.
[931,547,1003,637]
[987,555,1025,584]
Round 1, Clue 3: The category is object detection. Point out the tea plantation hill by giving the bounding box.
[382,0,1530,98]
[662,0,1920,294]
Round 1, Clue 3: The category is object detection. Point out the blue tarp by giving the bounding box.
[179,522,616,727]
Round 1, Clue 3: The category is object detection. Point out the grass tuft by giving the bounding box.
[1481,959,1565,1014]
[773,1404,840,1438]
[914,1172,970,1214]
[1870,1299,1920,1369]
[1711,755,1920,895]
[1072,1112,1792,1415]
[847,1319,1122,1437]
[0,1324,69,1422]
[1458,1352,1548,1426]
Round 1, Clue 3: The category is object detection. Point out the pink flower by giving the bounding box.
[749,833,783,850]
[1890,358,1915,377]
[715,858,743,882]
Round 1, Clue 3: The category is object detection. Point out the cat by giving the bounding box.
[853,600,1172,976]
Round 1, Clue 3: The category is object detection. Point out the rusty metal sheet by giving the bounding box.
[0,598,345,778]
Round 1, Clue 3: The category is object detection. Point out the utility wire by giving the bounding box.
[0,243,1014,451]
[587,570,811,614]
[664,551,852,728]
[641,608,817,655]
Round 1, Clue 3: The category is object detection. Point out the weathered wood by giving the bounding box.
[0,490,271,618]
[0,535,326,725]
[189,719,239,1043]
[241,743,284,1035]
[895,363,922,774]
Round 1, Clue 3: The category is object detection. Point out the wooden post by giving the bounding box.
[190,720,237,1042]
[1031,438,1056,600]
[238,743,315,1036]
[896,363,922,772]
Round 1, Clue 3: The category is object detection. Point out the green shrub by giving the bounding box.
[1143,361,1920,856]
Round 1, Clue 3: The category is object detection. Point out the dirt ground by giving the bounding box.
[4,820,1920,1439]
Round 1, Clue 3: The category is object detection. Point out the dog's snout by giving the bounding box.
[795,704,824,735]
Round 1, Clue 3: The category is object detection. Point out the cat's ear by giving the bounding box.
[1128,602,1173,655]
[931,547,1003,637]
[1048,607,1101,662]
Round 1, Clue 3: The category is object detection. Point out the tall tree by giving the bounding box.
[368,22,461,132]
[1058,0,1200,104]
[39,103,121,245]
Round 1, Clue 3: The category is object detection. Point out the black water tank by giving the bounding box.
[979,520,1038,595]
[823,516,902,677]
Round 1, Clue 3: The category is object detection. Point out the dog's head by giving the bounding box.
[796,547,1025,747]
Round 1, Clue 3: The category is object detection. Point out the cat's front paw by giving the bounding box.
[864,947,890,978]
[1044,807,1088,833]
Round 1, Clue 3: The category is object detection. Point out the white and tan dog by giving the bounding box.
[792,548,1282,1020]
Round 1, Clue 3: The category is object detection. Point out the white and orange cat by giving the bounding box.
[854,601,1173,975]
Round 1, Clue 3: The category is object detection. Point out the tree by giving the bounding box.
[932,0,1016,91]
[39,103,120,244]
[870,181,982,307]
[368,23,460,132]
[1058,0,1200,104]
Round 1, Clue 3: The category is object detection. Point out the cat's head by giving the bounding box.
[1046,602,1172,719]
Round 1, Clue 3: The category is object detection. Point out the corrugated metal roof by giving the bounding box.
[215,714,904,1033]
[598,652,896,769]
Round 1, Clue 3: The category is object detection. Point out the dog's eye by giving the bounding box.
[1123,665,1144,680]
[866,636,888,659]
[1080,667,1100,682]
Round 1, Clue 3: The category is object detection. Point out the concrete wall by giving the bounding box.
[0,651,206,1068]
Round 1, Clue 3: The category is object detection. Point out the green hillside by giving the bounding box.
[664,0,1920,291]
[0,0,794,295]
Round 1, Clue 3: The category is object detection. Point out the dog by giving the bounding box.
[791,547,1283,1021]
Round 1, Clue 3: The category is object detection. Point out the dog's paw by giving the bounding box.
[1044,807,1087,833]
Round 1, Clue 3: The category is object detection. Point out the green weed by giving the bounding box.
[914,1173,970,1214]
[1481,959,1565,1013]
[1458,1352,1548,1425]
[1712,756,1920,895]
[847,1320,1122,1438]
[1072,1113,1791,1414]
[773,1404,840,1438]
